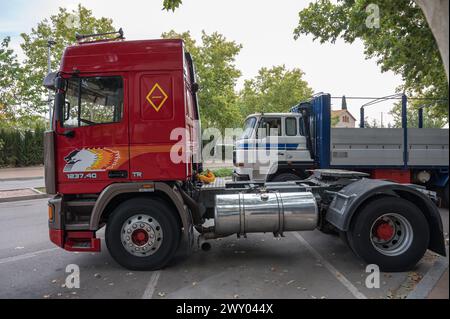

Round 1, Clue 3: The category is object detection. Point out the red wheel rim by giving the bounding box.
[131,229,149,246]
[374,221,395,241]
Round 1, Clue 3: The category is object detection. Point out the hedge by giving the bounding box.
[0,126,45,167]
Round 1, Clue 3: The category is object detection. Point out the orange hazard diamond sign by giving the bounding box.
[146,83,168,112]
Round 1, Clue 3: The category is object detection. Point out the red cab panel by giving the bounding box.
[129,71,187,181]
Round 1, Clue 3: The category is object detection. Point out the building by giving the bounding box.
[331,95,356,128]
[331,109,356,128]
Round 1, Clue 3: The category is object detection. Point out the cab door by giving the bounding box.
[283,116,312,162]
[128,71,186,181]
[255,117,282,178]
[55,74,129,194]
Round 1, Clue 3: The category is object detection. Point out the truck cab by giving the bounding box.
[233,113,313,181]
[44,37,202,262]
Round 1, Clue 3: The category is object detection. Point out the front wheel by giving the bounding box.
[347,197,429,272]
[105,197,181,270]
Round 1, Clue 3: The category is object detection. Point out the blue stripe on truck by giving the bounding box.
[236,143,300,150]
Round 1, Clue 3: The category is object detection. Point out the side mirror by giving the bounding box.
[43,72,58,90]
[54,92,65,124]
[192,82,200,93]
[55,76,67,90]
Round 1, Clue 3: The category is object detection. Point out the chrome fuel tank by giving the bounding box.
[214,192,318,236]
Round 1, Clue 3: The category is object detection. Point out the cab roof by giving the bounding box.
[246,112,302,118]
[60,39,185,74]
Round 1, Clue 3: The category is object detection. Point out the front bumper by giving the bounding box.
[48,196,100,252]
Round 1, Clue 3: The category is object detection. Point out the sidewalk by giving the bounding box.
[0,166,48,202]
[428,268,449,299]
[0,166,44,181]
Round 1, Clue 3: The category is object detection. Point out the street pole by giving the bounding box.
[47,39,56,129]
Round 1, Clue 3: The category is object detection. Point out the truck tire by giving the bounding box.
[105,197,181,270]
[347,197,429,272]
[271,172,302,182]
[443,183,449,207]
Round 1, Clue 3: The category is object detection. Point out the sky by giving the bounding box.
[0,0,405,125]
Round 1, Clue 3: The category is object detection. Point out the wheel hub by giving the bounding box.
[375,221,395,241]
[369,213,413,257]
[121,214,163,257]
[131,229,150,246]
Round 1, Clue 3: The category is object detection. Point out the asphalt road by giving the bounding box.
[0,198,448,299]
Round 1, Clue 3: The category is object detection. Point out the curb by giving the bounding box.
[0,176,44,182]
[0,188,51,204]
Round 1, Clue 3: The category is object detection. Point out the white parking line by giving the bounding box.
[141,271,161,299]
[0,247,58,265]
[407,256,449,299]
[293,232,368,299]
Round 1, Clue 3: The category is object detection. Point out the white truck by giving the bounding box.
[233,94,449,205]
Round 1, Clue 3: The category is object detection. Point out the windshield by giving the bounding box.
[240,117,256,139]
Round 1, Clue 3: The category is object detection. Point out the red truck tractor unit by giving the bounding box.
[43,32,446,272]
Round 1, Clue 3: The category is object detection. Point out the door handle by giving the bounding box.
[108,170,128,179]
[277,152,285,156]
[58,130,75,138]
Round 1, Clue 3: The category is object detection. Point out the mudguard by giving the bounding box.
[326,178,446,256]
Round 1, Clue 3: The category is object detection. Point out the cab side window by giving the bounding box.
[299,117,305,136]
[63,76,123,128]
[257,117,281,138]
[285,117,297,136]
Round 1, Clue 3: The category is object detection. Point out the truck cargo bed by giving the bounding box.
[330,128,449,167]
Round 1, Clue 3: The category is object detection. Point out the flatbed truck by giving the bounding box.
[233,95,449,205]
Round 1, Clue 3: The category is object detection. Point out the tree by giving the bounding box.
[341,95,347,110]
[162,30,243,132]
[331,115,340,127]
[163,0,183,11]
[294,0,448,122]
[364,117,381,128]
[390,99,448,128]
[20,4,116,117]
[238,65,313,116]
[0,37,23,128]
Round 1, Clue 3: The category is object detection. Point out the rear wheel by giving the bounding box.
[442,183,449,207]
[106,197,181,270]
[347,197,429,272]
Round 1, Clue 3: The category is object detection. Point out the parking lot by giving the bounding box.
[0,198,448,299]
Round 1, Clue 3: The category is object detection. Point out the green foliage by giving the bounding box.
[294,0,448,121]
[162,0,183,11]
[211,167,233,177]
[19,4,116,116]
[238,65,313,116]
[162,30,243,132]
[341,95,347,110]
[0,126,44,167]
[0,37,25,126]
[331,115,340,127]
[389,100,448,128]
